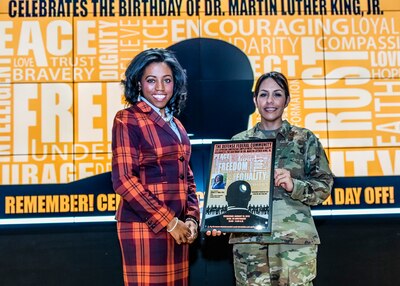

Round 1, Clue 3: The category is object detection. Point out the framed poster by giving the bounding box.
[201,140,276,233]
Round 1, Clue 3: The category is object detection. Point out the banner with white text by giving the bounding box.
[0,0,399,224]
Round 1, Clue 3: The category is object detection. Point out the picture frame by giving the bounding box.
[200,139,276,233]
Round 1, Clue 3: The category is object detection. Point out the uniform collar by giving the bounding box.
[252,120,291,139]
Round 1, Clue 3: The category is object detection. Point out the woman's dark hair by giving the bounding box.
[121,48,187,115]
[253,71,290,103]
[215,174,224,181]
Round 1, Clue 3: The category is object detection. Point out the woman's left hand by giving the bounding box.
[274,168,294,192]
[185,220,198,244]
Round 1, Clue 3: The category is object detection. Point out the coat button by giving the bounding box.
[179,174,184,180]
[179,156,185,162]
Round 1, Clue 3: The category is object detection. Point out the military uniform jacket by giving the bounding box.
[229,120,333,245]
[111,102,200,234]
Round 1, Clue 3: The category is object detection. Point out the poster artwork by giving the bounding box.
[201,140,276,233]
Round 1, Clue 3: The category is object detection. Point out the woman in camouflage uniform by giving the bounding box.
[208,71,334,286]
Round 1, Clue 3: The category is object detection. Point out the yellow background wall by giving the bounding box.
[1,0,400,185]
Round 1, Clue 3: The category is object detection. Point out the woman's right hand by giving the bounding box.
[167,219,191,244]
[205,229,223,236]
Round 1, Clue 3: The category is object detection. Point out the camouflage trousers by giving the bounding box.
[232,243,317,286]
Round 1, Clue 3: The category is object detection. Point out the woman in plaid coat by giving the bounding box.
[111,48,200,286]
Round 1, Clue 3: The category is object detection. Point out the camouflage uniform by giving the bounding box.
[230,120,334,286]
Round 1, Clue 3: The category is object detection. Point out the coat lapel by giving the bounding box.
[174,118,190,146]
[136,101,184,145]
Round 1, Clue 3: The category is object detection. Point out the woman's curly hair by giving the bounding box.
[121,48,187,115]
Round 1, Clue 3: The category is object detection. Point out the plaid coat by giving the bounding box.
[111,101,200,286]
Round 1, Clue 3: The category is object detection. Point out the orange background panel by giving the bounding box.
[328,147,399,177]
[0,154,74,184]
[323,78,400,149]
[0,15,74,83]
[323,12,400,80]
[1,0,399,184]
